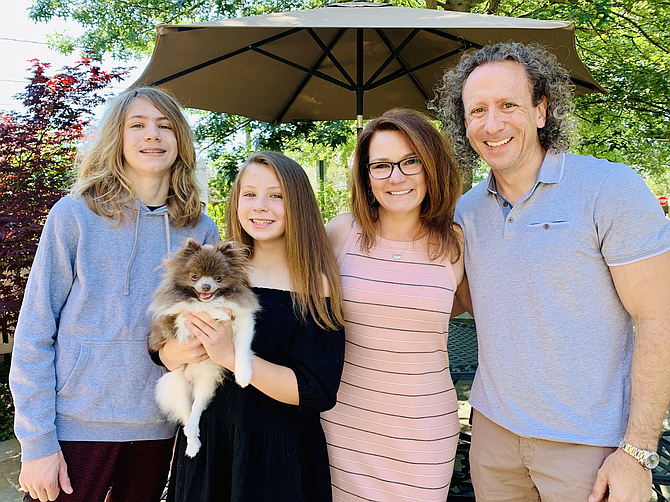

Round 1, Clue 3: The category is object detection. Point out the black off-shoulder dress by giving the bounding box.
[167,287,345,502]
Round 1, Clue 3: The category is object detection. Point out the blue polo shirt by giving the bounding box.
[455,151,670,446]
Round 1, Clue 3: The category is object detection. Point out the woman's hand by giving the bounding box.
[159,335,209,371]
[185,310,235,371]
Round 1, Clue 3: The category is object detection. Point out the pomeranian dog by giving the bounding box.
[148,239,259,457]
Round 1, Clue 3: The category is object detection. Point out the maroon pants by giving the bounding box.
[24,439,173,502]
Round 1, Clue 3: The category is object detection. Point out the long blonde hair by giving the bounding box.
[227,152,344,330]
[70,87,202,227]
[351,108,462,262]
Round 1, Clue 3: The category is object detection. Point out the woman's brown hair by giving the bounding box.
[351,108,462,262]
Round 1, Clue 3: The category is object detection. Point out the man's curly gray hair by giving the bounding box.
[429,42,575,171]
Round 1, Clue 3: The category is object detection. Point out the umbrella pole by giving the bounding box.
[357,28,364,136]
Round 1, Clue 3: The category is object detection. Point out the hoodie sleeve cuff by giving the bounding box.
[19,430,61,462]
[148,349,165,368]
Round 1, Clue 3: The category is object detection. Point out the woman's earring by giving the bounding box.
[366,187,376,205]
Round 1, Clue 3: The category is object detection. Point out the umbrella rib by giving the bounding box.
[274,29,347,124]
[421,28,601,91]
[423,28,483,48]
[251,46,353,91]
[306,28,355,88]
[368,48,464,91]
[570,77,600,92]
[365,29,481,92]
[365,28,428,102]
[152,27,303,86]
[365,29,420,88]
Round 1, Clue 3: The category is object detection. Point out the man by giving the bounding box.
[432,42,670,501]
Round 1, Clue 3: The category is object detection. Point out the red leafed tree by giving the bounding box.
[0,58,129,343]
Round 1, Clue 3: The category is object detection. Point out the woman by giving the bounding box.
[10,87,220,502]
[321,108,466,501]
[161,152,346,502]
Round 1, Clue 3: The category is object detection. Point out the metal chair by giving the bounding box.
[447,322,478,382]
[446,321,478,501]
[653,430,670,501]
[447,431,476,501]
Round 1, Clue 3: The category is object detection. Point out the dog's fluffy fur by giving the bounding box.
[148,239,259,457]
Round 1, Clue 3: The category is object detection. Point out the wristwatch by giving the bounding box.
[617,439,660,470]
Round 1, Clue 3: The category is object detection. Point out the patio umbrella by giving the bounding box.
[134,0,604,127]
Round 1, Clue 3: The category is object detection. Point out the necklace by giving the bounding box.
[378,224,424,261]
[382,239,407,260]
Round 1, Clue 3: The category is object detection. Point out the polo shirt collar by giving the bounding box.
[537,151,565,185]
[486,151,565,196]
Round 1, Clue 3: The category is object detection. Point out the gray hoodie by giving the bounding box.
[9,195,220,461]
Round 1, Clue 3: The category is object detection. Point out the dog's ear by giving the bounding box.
[181,238,202,256]
[216,240,251,264]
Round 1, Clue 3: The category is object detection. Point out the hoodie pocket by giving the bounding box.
[56,341,165,424]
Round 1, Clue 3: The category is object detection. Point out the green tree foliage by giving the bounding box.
[197,114,354,231]
[28,0,361,212]
[30,0,329,60]
[28,0,670,193]
[0,357,12,440]
[476,0,670,189]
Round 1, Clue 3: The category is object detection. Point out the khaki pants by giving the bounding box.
[470,410,616,502]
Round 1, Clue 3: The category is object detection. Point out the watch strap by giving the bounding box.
[617,439,659,470]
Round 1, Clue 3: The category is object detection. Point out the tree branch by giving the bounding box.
[608,9,669,53]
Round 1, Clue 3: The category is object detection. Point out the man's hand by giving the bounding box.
[19,450,72,502]
[589,448,652,502]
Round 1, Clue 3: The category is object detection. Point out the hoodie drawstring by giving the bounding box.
[124,205,171,296]
[124,207,141,296]
[163,212,171,255]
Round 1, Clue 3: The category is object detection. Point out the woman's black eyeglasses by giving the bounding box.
[366,157,424,180]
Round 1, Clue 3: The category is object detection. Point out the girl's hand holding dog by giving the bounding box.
[159,336,210,371]
[186,311,301,406]
[184,310,235,371]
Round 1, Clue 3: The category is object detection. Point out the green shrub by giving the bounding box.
[0,355,13,441]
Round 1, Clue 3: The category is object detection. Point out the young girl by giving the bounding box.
[9,87,220,502]
[160,151,345,502]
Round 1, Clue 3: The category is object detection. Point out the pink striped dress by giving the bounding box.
[321,224,460,502]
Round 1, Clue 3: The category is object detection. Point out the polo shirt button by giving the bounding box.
[503,202,509,207]
[507,217,514,223]
[543,223,550,229]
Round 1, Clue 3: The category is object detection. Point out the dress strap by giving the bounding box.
[442,251,458,293]
[337,220,361,265]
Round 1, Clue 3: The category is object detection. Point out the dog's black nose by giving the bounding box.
[201,284,211,292]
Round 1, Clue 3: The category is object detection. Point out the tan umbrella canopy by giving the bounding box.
[134,0,604,125]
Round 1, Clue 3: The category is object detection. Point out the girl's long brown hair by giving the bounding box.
[227,152,344,330]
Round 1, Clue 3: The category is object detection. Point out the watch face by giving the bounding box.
[644,452,660,470]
